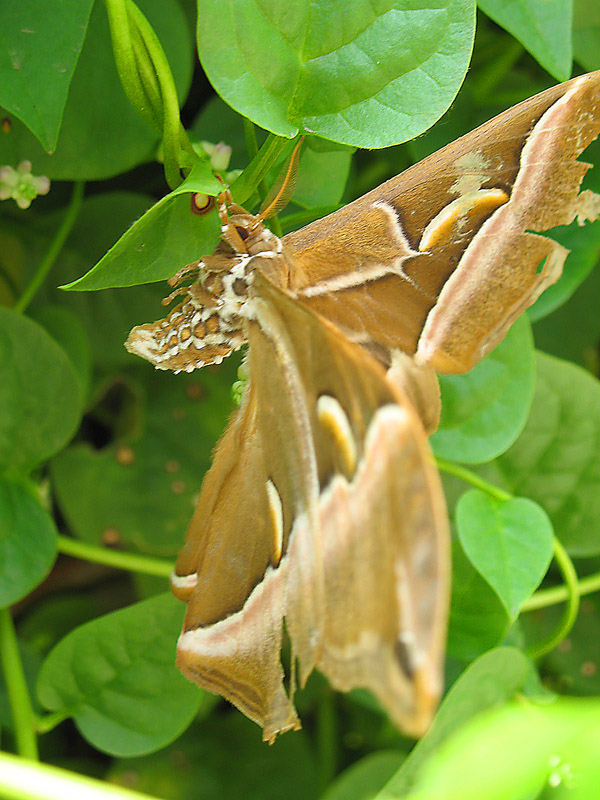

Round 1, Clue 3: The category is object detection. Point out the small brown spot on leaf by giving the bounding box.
[102,527,121,546]
[171,480,186,495]
[557,638,572,653]
[186,382,204,401]
[115,446,134,466]
[172,408,186,421]
[581,661,596,677]
[166,460,180,473]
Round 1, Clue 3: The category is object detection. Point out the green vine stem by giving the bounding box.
[57,535,173,579]
[0,751,157,800]
[0,608,38,760]
[526,537,580,660]
[435,457,512,502]
[15,182,84,314]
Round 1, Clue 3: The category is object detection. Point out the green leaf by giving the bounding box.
[573,0,600,71]
[0,0,94,152]
[51,365,236,555]
[447,539,510,660]
[533,263,600,370]
[0,475,57,607]
[323,752,403,800]
[64,164,222,290]
[37,593,204,757]
[496,352,600,556]
[0,0,192,180]
[29,305,92,401]
[376,647,532,799]
[431,315,535,464]
[109,712,319,800]
[478,0,572,81]
[528,220,600,323]
[0,307,81,469]
[196,0,476,148]
[404,698,600,800]
[456,491,554,618]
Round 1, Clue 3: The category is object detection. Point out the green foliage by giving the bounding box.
[1,2,600,800]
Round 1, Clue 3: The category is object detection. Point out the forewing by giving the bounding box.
[286,71,600,373]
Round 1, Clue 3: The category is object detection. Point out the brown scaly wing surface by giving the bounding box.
[172,272,449,742]
[285,71,600,373]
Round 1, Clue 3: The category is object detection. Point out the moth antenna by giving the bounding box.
[256,138,304,223]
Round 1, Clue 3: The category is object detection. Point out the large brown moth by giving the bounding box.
[126,71,600,742]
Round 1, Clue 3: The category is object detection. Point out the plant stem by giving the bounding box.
[526,537,580,660]
[56,535,173,579]
[523,570,600,611]
[15,182,84,313]
[0,608,38,760]
[0,751,157,800]
[435,457,512,502]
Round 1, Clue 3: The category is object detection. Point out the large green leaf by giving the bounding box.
[376,648,532,798]
[0,307,81,469]
[478,0,572,81]
[196,0,476,148]
[0,475,57,607]
[0,0,94,152]
[496,353,600,556]
[573,0,600,71]
[0,0,192,179]
[456,491,554,619]
[37,593,204,757]
[431,315,535,464]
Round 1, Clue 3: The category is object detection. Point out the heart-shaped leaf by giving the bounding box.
[456,491,554,619]
[496,352,600,556]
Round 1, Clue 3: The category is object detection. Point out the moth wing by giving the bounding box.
[285,71,600,373]
[173,271,449,741]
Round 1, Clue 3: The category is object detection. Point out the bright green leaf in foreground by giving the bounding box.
[0,475,58,607]
[431,315,535,464]
[0,307,81,469]
[377,648,532,799]
[37,593,204,757]
[456,491,554,619]
[196,0,476,148]
[405,698,600,800]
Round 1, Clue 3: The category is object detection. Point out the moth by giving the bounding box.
[126,71,600,742]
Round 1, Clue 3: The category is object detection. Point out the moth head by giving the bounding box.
[125,191,289,373]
